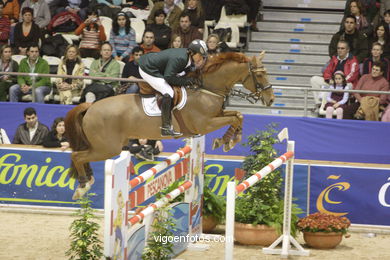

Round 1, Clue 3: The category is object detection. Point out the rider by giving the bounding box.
[138,39,208,137]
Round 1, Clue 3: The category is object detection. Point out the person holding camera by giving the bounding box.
[124,139,163,161]
[75,9,106,59]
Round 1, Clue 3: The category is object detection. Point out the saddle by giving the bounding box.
[138,82,183,107]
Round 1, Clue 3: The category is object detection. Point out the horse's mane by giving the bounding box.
[203,52,249,74]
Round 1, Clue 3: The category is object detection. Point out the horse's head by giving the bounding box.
[241,51,274,106]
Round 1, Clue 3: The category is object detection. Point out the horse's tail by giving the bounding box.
[65,103,92,152]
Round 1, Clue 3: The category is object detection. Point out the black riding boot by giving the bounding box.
[161,94,182,137]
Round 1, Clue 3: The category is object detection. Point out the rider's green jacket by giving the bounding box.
[138,48,194,86]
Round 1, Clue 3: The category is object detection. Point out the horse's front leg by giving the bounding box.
[71,151,94,200]
[212,111,243,151]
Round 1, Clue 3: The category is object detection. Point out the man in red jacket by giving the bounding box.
[310,40,359,107]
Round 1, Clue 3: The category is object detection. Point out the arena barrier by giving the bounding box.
[104,137,205,260]
[225,129,310,259]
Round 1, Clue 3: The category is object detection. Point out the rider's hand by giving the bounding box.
[189,78,202,88]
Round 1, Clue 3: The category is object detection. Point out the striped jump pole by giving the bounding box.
[129,180,193,225]
[129,146,192,188]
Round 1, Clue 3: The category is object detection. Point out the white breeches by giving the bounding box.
[139,67,174,98]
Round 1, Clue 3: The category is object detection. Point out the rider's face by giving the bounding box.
[192,53,205,69]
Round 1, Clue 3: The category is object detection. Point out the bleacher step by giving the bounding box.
[256,21,339,34]
[262,0,345,10]
[248,42,329,55]
[247,52,329,66]
[251,31,333,44]
[261,10,344,24]
[264,64,322,77]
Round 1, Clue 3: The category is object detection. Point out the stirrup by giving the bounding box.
[161,126,183,137]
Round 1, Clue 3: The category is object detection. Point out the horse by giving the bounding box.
[65,51,275,200]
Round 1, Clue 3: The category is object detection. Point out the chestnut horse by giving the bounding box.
[66,52,274,199]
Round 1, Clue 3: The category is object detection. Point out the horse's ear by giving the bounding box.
[251,55,257,66]
[259,51,265,61]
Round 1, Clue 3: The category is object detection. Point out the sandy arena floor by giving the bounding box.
[0,211,389,260]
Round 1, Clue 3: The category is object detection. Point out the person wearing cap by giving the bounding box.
[138,39,208,137]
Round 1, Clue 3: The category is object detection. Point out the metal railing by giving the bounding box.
[1,71,389,118]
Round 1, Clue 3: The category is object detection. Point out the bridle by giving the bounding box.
[230,61,272,104]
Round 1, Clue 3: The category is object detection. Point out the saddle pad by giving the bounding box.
[142,87,187,116]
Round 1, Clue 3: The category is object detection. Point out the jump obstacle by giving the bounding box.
[104,137,205,260]
[225,128,310,259]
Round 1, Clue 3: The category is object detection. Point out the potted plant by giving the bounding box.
[297,212,351,249]
[234,124,302,246]
[202,174,225,233]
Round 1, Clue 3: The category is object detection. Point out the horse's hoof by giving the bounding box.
[223,140,235,152]
[72,182,92,200]
[212,138,222,150]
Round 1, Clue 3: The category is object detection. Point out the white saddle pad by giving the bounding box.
[141,87,187,116]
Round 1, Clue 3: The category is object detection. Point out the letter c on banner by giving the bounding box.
[378,177,390,207]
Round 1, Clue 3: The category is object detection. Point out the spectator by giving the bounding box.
[54,0,89,20]
[183,0,204,34]
[56,44,85,104]
[1,0,19,23]
[9,44,50,103]
[147,0,182,30]
[344,0,378,23]
[42,117,69,150]
[344,62,389,119]
[225,0,261,32]
[380,1,390,18]
[0,127,10,144]
[109,12,136,61]
[125,139,163,161]
[92,0,122,19]
[324,71,350,119]
[19,0,51,29]
[12,107,49,145]
[123,0,148,9]
[172,13,202,47]
[0,4,11,45]
[120,46,143,94]
[311,40,359,107]
[80,42,120,103]
[140,30,161,54]
[206,33,230,57]
[200,0,224,22]
[0,45,19,101]
[384,10,390,31]
[13,7,41,55]
[341,0,372,37]
[329,15,369,63]
[368,23,390,59]
[75,9,106,59]
[361,42,390,80]
[146,9,172,50]
[169,33,183,48]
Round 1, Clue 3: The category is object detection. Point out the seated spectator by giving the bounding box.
[146,9,172,50]
[344,0,378,24]
[368,23,390,59]
[54,0,89,20]
[0,45,19,101]
[109,12,136,61]
[147,0,182,30]
[384,10,390,31]
[75,9,106,59]
[201,0,223,22]
[9,44,50,103]
[90,0,121,19]
[122,0,148,9]
[341,0,372,37]
[324,71,350,119]
[206,33,230,57]
[361,42,390,80]
[12,107,49,145]
[13,7,41,55]
[119,46,144,94]
[169,33,183,48]
[0,4,11,46]
[172,13,202,47]
[124,138,163,161]
[225,0,261,31]
[0,127,10,144]
[19,0,51,29]
[183,0,204,34]
[344,62,389,120]
[380,1,390,18]
[1,0,19,23]
[311,40,359,107]
[56,44,85,104]
[329,15,369,63]
[140,30,161,54]
[42,117,69,150]
[80,42,120,103]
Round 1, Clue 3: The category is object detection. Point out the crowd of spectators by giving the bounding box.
[311,1,390,122]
